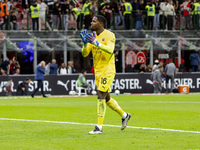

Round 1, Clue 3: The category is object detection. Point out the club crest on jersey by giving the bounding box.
[102,38,105,42]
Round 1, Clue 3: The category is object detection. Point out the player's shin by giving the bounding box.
[97,99,106,130]
[106,98,127,119]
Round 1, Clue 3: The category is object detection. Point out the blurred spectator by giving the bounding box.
[10,11,19,30]
[38,0,52,31]
[152,59,159,71]
[46,0,54,15]
[98,0,109,16]
[145,1,155,30]
[191,0,200,30]
[2,78,12,96]
[45,61,50,75]
[82,0,92,30]
[122,0,132,30]
[189,51,200,72]
[133,63,145,72]
[159,0,167,30]
[31,61,47,98]
[58,62,67,74]
[174,0,181,29]
[131,0,138,30]
[66,61,76,74]
[156,61,164,76]
[16,78,31,95]
[1,57,10,74]
[22,0,30,9]
[75,0,82,8]
[165,0,174,30]
[61,0,70,31]
[49,59,58,75]
[16,0,26,29]
[145,64,152,72]
[77,70,91,89]
[138,63,145,73]
[0,0,9,30]
[138,0,145,11]
[101,2,112,29]
[30,1,39,30]
[120,3,126,29]
[52,0,61,31]
[72,3,83,30]
[179,63,187,72]
[138,0,145,29]
[0,68,7,76]
[0,17,3,29]
[7,0,14,11]
[10,57,20,74]
[165,60,176,93]
[153,0,160,30]
[136,10,142,30]
[16,0,23,11]
[181,0,191,30]
[152,66,163,94]
[91,1,97,18]
[112,2,121,29]
[14,68,20,75]
[176,67,179,72]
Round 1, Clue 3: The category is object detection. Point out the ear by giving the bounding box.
[99,22,104,28]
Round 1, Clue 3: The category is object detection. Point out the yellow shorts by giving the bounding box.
[95,73,115,93]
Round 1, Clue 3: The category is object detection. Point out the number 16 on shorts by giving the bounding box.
[101,78,107,85]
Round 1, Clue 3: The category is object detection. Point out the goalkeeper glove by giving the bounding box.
[80,29,88,44]
[85,32,101,47]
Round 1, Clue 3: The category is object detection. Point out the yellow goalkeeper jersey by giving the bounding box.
[82,29,116,76]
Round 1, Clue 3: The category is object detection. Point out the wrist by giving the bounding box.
[92,39,101,47]
[83,43,87,47]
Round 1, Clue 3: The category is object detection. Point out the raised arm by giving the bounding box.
[80,30,92,57]
[85,32,115,54]
[38,66,45,74]
[98,33,115,54]
[82,43,92,57]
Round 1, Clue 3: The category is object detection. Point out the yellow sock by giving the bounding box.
[106,98,125,116]
[97,99,106,125]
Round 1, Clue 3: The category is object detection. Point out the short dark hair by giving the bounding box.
[82,70,87,74]
[26,77,31,81]
[95,15,107,27]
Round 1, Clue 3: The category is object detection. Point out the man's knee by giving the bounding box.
[105,93,110,102]
[97,90,108,100]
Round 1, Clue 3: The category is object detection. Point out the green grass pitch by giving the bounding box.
[0,94,200,150]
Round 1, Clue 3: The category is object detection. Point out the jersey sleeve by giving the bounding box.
[82,43,92,57]
[99,32,115,54]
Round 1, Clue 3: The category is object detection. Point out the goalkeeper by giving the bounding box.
[80,15,131,134]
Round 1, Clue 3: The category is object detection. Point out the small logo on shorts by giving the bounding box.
[102,38,105,42]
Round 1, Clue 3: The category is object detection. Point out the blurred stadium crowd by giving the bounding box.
[0,50,200,75]
[0,57,77,75]
[0,0,200,31]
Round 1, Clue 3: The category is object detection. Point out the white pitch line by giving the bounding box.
[0,118,200,134]
[135,101,200,104]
